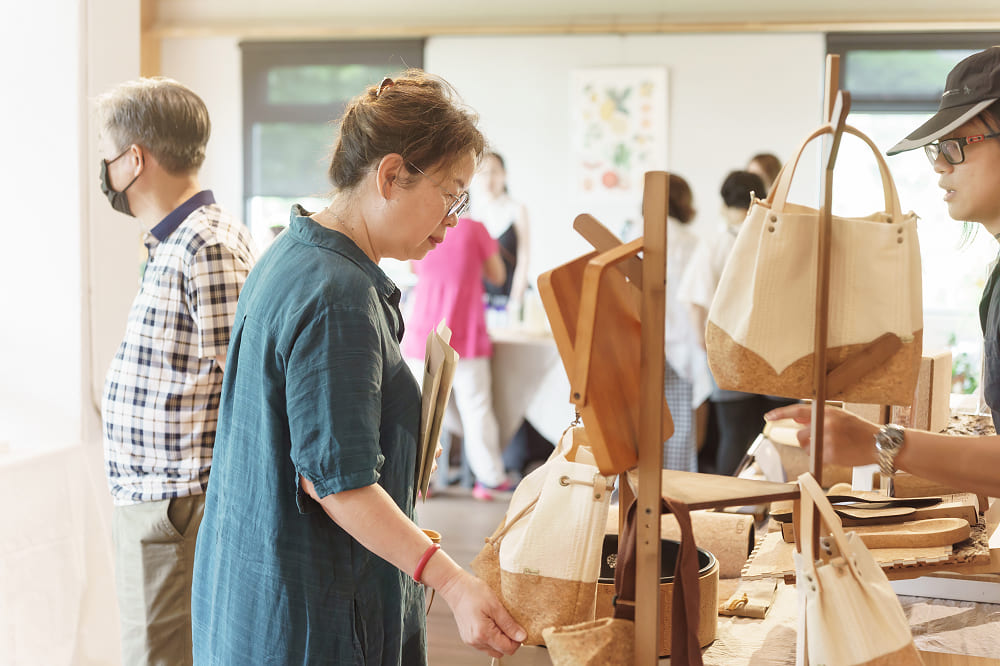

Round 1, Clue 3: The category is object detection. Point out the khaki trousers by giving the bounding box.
[112,493,204,666]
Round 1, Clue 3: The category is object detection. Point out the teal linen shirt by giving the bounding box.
[192,206,425,665]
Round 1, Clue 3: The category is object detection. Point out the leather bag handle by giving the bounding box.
[767,124,904,224]
[614,496,703,665]
[797,472,866,591]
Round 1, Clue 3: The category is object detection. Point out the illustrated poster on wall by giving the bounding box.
[570,67,668,203]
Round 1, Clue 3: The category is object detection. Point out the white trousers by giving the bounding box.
[407,357,506,487]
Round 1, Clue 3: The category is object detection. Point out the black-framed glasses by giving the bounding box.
[924,131,1000,166]
[407,162,471,219]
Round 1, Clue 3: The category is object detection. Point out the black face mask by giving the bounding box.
[100,147,140,217]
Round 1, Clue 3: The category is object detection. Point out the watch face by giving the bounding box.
[875,425,904,476]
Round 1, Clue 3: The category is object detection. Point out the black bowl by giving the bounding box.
[598,534,716,583]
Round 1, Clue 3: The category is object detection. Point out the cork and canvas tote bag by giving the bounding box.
[471,427,615,645]
[706,124,922,405]
[794,472,924,666]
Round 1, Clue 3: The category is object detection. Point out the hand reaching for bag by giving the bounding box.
[765,403,880,468]
[436,568,526,658]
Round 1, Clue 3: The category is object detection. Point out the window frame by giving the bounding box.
[240,39,424,219]
[827,32,1000,113]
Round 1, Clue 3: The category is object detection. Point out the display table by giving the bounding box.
[489,328,575,445]
[0,444,120,665]
[439,328,575,454]
[504,583,1000,664]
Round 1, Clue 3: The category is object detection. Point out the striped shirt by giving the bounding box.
[101,191,256,505]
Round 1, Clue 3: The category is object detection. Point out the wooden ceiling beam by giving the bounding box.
[147,18,1000,41]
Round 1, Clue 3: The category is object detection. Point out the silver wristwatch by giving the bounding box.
[874,424,906,477]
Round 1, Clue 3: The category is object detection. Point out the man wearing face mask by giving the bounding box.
[96,77,256,666]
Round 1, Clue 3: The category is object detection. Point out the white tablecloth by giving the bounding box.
[489,330,575,445]
[0,444,120,665]
[441,330,576,448]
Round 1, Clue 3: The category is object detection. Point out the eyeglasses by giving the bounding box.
[407,162,471,219]
[924,130,1000,166]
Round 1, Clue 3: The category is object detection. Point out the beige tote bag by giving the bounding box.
[795,472,924,666]
[706,124,922,405]
[471,428,615,645]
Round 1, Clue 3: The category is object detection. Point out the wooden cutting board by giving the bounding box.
[537,232,673,475]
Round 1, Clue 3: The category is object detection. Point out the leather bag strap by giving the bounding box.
[767,124,904,223]
[614,496,703,665]
[798,472,866,590]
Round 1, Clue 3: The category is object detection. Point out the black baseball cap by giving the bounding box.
[887,46,1000,155]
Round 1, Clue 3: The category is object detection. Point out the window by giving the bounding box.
[241,39,424,277]
[828,33,1000,406]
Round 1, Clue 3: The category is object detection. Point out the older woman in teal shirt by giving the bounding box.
[192,71,526,665]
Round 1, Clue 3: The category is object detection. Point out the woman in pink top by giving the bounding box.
[404,216,511,499]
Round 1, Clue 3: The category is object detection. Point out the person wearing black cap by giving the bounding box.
[766,46,1000,498]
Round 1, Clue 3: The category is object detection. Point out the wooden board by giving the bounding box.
[652,469,799,510]
[777,493,980,543]
[883,472,989,515]
[537,233,672,476]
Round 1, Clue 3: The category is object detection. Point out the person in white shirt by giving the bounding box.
[679,170,794,475]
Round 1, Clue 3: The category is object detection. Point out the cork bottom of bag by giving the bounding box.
[542,617,635,666]
[470,537,598,646]
[706,322,922,406]
[503,572,597,645]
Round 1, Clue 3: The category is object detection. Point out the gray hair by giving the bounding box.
[95,77,210,174]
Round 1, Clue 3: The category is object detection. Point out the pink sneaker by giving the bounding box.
[472,482,494,501]
[492,478,516,492]
[472,478,516,501]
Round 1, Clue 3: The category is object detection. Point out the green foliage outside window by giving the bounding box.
[949,333,979,394]
[266,64,392,105]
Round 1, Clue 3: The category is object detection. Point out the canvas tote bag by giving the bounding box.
[795,472,924,666]
[471,427,615,645]
[706,124,922,405]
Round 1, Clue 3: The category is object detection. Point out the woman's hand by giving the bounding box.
[430,443,443,476]
[765,403,880,468]
[436,569,525,658]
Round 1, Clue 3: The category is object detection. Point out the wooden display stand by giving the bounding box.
[540,175,800,664]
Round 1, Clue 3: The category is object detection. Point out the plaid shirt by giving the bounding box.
[102,191,256,504]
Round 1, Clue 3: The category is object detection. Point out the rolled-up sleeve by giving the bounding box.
[286,305,386,510]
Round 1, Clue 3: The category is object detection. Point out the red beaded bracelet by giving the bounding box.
[413,543,441,584]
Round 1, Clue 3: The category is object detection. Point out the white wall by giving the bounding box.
[0,0,86,448]
[0,0,136,452]
[427,33,827,277]
[164,32,826,287]
[0,0,137,661]
[161,37,245,217]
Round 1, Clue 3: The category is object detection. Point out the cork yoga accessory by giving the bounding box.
[844,517,971,550]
